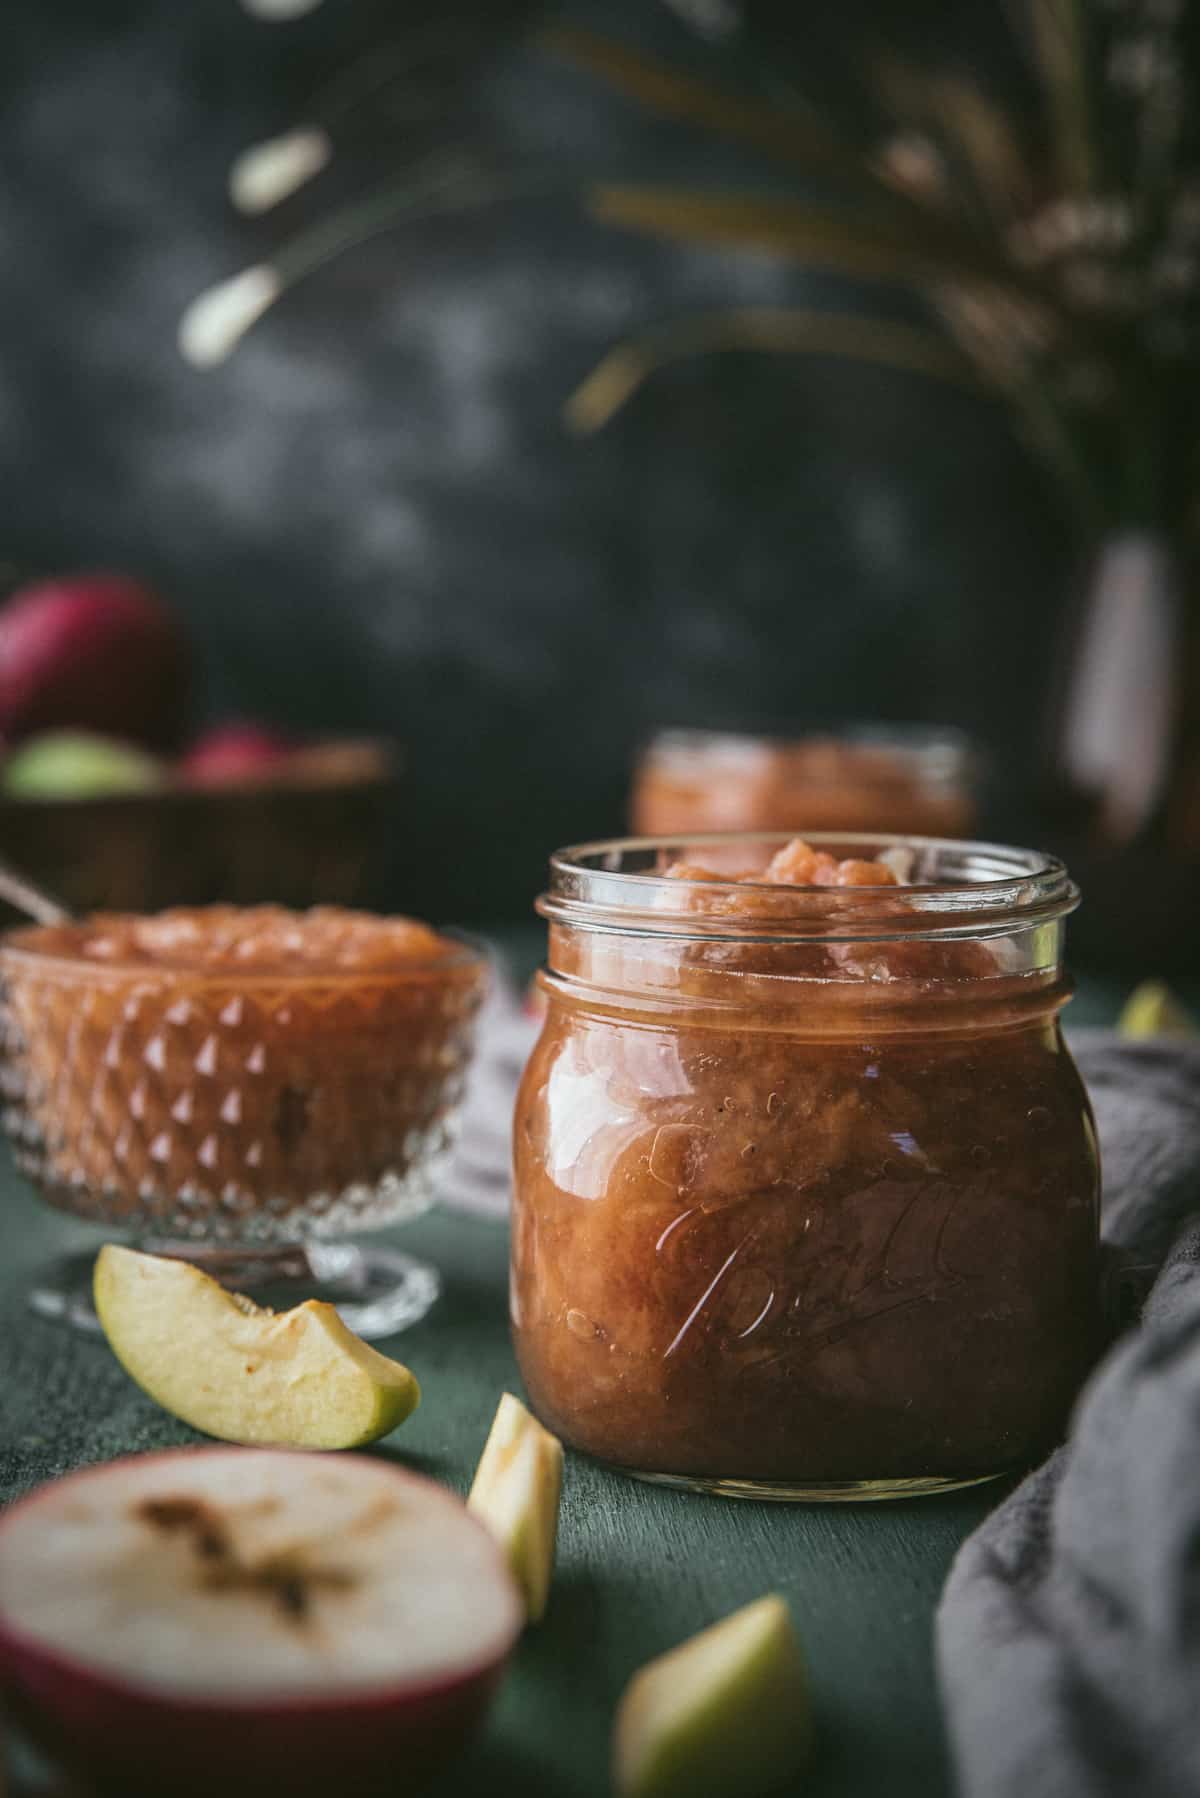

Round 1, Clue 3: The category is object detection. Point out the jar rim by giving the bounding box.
[640,723,977,781]
[542,832,1078,944]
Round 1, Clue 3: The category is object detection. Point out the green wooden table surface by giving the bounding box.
[0,965,1157,1796]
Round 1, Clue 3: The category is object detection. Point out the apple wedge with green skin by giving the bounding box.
[3,730,166,799]
[94,1245,419,1449]
[467,1393,562,1623]
[614,1594,812,1798]
[1118,978,1197,1039]
[0,1447,522,1798]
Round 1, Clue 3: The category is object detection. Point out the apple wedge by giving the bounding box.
[614,1594,812,1798]
[1118,978,1197,1039]
[467,1393,562,1623]
[94,1244,419,1449]
[0,1448,521,1798]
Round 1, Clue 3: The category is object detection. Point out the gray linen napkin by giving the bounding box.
[937,1035,1200,1798]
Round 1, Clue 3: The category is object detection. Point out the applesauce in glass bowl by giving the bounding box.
[512,834,1100,1501]
[0,905,488,1336]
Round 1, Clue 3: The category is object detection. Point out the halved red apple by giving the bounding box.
[0,1448,521,1797]
[0,573,189,750]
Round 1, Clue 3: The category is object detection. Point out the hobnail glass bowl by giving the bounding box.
[0,915,488,1337]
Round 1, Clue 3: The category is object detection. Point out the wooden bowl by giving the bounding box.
[0,740,401,917]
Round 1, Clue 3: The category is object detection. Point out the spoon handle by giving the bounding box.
[0,860,71,926]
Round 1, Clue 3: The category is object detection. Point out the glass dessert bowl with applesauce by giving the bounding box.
[512,833,1100,1500]
[631,726,977,840]
[0,905,488,1336]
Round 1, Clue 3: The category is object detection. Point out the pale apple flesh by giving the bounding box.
[614,1594,812,1798]
[94,1244,419,1449]
[0,1448,521,1798]
[467,1392,562,1624]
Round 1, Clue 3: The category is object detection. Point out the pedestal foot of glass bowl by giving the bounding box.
[612,1467,1006,1503]
[28,1240,441,1341]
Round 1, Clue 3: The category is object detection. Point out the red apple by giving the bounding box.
[0,1447,522,1798]
[0,575,189,749]
[181,721,295,786]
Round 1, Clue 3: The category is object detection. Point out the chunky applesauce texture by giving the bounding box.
[45,905,459,973]
[0,906,486,1239]
[513,842,1100,1486]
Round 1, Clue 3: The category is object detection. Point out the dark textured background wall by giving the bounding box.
[0,0,1071,920]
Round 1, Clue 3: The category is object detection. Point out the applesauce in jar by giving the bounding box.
[631,726,977,840]
[512,834,1100,1499]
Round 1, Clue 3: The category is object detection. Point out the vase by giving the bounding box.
[1043,532,1200,972]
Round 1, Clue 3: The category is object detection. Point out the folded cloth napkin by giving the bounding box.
[937,1035,1200,1798]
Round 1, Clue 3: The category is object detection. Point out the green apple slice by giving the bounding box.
[467,1393,562,1624]
[614,1594,812,1798]
[1118,979,1197,1040]
[93,1245,419,1449]
[3,731,166,799]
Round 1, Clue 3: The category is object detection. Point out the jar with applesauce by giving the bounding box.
[630,726,977,839]
[511,833,1100,1500]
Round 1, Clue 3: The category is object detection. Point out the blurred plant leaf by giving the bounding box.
[588,184,1051,300]
[565,306,976,432]
[546,24,1067,306]
[872,59,1035,228]
[272,154,526,286]
[1026,0,1095,194]
[542,24,863,186]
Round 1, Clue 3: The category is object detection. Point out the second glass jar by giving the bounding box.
[630,725,978,839]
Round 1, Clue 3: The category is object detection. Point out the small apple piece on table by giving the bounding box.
[180,720,295,786]
[0,573,189,749]
[94,1244,419,1449]
[0,1447,522,1798]
[468,1392,562,1623]
[1118,978,1197,1039]
[614,1594,812,1798]
[2,731,166,800]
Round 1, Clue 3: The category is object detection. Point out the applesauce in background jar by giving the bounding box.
[512,834,1100,1500]
[631,726,978,840]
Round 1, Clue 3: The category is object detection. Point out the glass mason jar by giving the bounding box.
[630,726,978,841]
[512,834,1100,1501]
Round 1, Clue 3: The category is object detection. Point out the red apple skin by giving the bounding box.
[180,721,295,787]
[2,1636,506,1797]
[0,1451,519,1798]
[0,575,190,750]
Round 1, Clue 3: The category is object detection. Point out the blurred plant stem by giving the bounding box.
[565,306,973,432]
